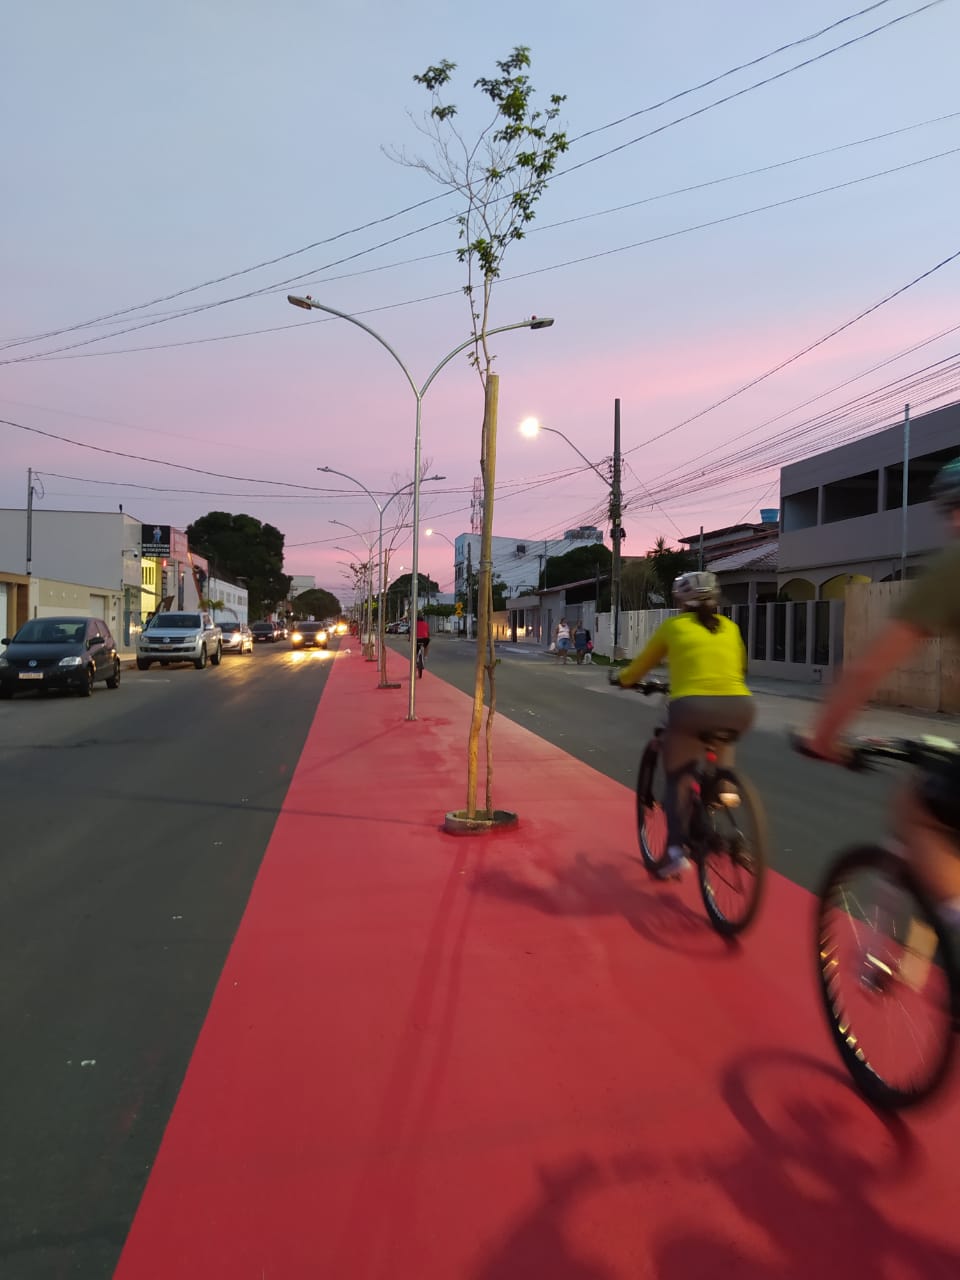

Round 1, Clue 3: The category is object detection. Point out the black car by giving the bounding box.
[289,622,328,649]
[251,621,280,643]
[0,616,121,699]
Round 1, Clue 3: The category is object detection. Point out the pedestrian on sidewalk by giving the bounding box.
[610,571,754,879]
[554,617,571,664]
[573,620,591,664]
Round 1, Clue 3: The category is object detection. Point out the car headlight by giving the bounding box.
[291,631,303,642]
[318,631,328,642]
[59,656,83,667]
[0,656,8,667]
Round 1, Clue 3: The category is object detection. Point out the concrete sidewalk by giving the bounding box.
[494,639,960,736]
[116,642,960,1279]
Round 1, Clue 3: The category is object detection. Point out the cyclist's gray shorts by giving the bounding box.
[667,695,755,741]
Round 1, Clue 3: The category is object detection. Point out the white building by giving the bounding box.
[453,526,603,597]
[0,508,247,648]
[289,574,316,597]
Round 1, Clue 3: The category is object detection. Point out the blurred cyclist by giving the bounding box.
[805,456,960,925]
[611,571,754,877]
[415,613,430,661]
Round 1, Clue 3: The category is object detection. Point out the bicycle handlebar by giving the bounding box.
[788,730,958,772]
[610,673,669,695]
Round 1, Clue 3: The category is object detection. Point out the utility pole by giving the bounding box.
[26,467,35,576]
[610,399,624,659]
[900,403,911,582]
[466,540,473,641]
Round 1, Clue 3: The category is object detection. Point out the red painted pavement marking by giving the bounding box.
[116,646,960,1278]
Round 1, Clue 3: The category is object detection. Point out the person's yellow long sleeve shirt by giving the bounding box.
[617,612,750,698]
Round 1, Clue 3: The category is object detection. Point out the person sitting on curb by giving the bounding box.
[609,571,754,878]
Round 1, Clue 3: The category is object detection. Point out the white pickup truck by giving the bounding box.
[137,610,222,670]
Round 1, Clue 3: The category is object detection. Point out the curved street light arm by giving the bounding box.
[288,297,418,399]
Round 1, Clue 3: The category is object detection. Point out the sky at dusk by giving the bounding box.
[3,1,959,605]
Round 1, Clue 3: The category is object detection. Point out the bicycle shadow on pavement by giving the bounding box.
[470,850,740,959]
[467,1049,959,1279]
[649,1046,958,1279]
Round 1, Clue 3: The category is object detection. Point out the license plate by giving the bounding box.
[18,672,44,680]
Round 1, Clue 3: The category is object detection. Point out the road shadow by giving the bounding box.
[471,850,738,958]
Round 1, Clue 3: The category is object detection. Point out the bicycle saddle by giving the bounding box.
[700,728,740,745]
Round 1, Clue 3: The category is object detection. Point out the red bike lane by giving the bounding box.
[115,643,960,1279]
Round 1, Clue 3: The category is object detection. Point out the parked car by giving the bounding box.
[220,621,254,654]
[0,616,121,698]
[290,622,328,649]
[386,621,410,634]
[251,621,280,643]
[137,611,222,670]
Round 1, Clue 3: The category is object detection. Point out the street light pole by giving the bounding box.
[519,407,625,656]
[319,468,443,687]
[330,519,377,658]
[290,294,553,719]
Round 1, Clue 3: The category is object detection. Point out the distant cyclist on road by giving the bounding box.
[416,614,430,662]
[610,571,754,878]
[804,457,960,928]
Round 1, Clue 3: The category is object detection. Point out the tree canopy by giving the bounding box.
[186,511,292,620]
[539,543,611,590]
[291,588,341,621]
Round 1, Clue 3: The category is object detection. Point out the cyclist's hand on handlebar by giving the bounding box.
[791,729,852,766]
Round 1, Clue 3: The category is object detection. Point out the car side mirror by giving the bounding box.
[1,638,8,646]
[87,636,101,649]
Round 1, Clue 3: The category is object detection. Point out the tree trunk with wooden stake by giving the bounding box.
[466,374,500,818]
[395,47,567,832]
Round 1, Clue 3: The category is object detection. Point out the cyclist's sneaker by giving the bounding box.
[658,846,691,880]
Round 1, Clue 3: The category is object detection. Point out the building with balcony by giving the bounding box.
[778,400,959,599]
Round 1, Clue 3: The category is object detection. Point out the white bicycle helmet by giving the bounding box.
[672,570,720,608]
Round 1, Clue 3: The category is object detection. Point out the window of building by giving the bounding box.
[884,445,958,510]
[141,561,156,589]
[781,487,818,531]
[822,470,879,524]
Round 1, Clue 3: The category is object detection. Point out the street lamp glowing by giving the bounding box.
[519,417,541,439]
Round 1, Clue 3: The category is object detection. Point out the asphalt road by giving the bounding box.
[408,636,892,891]
[0,642,335,1280]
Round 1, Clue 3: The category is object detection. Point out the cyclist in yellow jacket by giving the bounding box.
[611,571,754,877]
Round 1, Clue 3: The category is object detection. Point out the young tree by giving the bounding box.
[402,47,567,819]
[648,536,697,604]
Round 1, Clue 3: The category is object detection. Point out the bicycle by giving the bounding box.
[630,679,768,936]
[415,637,427,679]
[791,732,960,1110]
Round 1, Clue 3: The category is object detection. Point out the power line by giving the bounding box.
[559,1,946,178]
[570,0,900,143]
[15,142,958,366]
[623,243,960,460]
[2,4,936,358]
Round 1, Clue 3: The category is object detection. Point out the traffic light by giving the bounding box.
[455,601,463,616]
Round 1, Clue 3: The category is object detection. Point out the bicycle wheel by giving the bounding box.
[696,768,767,936]
[636,740,669,873]
[817,845,960,1110]
[416,646,424,678]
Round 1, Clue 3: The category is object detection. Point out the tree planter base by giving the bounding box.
[378,682,402,689]
[443,809,519,835]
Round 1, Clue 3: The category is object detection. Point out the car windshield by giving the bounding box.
[298,623,322,632]
[252,623,273,631]
[221,623,239,633]
[13,620,86,644]
[148,614,201,630]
